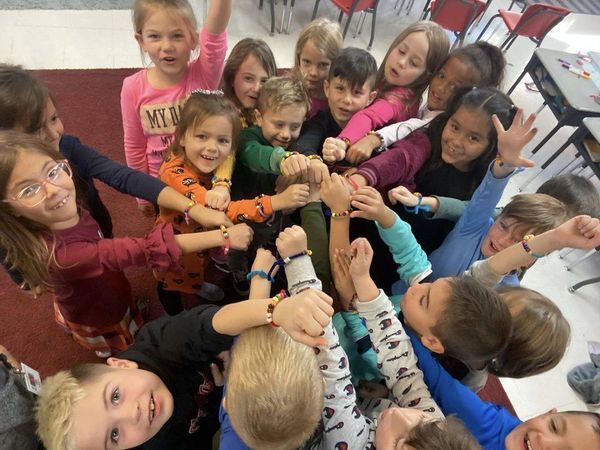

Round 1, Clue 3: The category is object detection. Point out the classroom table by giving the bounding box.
[507,48,600,156]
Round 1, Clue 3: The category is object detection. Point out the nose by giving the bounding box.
[43,180,63,198]
[280,127,291,140]
[121,400,141,424]
[342,91,352,104]
[251,81,261,93]
[308,65,318,78]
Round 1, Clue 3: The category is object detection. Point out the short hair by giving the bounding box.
[450,42,506,88]
[35,364,114,450]
[563,411,600,438]
[293,17,343,78]
[328,47,378,91]
[405,416,482,450]
[169,91,241,159]
[499,193,569,238]
[226,326,323,450]
[376,21,449,99]
[489,287,570,378]
[537,174,600,218]
[0,63,50,133]
[432,276,512,362]
[256,76,310,116]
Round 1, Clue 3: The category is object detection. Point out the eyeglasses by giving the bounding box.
[3,160,73,207]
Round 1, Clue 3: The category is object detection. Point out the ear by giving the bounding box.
[106,357,138,369]
[367,90,377,106]
[134,32,144,49]
[221,395,227,411]
[254,109,263,127]
[421,334,445,354]
[323,79,330,99]
[547,408,558,414]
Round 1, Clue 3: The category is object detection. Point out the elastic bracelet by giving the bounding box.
[211,176,232,189]
[282,151,299,161]
[366,130,384,143]
[220,225,230,255]
[341,137,351,148]
[345,174,360,191]
[326,208,352,218]
[307,154,323,162]
[266,250,313,281]
[266,289,288,327]
[521,234,545,258]
[246,270,274,283]
[403,193,431,215]
[254,194,269,219]
[495,153,515,169]
[183,201,195,224]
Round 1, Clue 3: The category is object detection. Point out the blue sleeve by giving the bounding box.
[407,330,521,449]
[377,215,431,284]
[60,135,166,203]
[219,389,250,450]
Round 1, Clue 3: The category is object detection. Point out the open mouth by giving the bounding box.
[524,434,532,450]
[200,154,217,161]
[162,57,176,63]
[52,195,70,210]
[390,67,399,78]
[149,395,156,424]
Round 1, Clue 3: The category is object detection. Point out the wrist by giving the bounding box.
[377,207,397,229]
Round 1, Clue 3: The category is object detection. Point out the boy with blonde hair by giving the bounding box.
[35,290,333,449]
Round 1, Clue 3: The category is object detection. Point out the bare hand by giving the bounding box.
[226,224,254,250]
[320,173,351,211]
[350,187,388,222]
[281,154,310,178]
[493,108,537,168]
[209,351,230,387]
[322,137,347,163]
[388,185,419,206]
[346,135,378,165]
[331,249,356,311]
[308,159,329,184]
[276,225,308,259]
[272,183,310,211]
[189,205,233,228]
[552,215,600,250]
[349,238,374,278]
[273,289,334,347]
[138,203,156,218]
[204,186,231,211]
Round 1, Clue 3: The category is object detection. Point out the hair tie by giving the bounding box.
[191,89,224,96]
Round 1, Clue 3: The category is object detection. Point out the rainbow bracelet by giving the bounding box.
[521,234,545,258]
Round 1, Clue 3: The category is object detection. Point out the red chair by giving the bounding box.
[427,0,487,48]
[476,3,570,52]
[312,0,381,50]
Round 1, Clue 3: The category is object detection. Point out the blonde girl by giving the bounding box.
[121,0,233,215]
[292,17,343,118]
[323,21,449,165]
[221,38,277,128]
[156,92,310,314]
[0,131,252,357]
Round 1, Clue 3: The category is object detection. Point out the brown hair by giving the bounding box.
[256,76,310,116]
[450,42,506,88]
[0,131,67,290]
[499,193,569,238]
[168,91,241,163]
[221,38,277,126]
[432,276,512,362]
[0,63,50,133]
[537,174,600,218]
[292,17,343,79]
[376,21,449,102]
[489,287,570,378]
[226,326,323,450]
[405,416,482,449]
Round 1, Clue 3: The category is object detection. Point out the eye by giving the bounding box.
[148,33,158,39]
[450,123,459,131]
[243,76,254,82]
[218,138,230,145]
[111,387,121,405]
[259,78,268,85]
[19,184,41,199]
[353,89,363,96]
[550,418,558,432]
[301,59,310,65]
[195,133,207,141]
[438,72,445,79]
[318,62,330,69]
[469,135,480,142]
[335,85,344,92]
[47,166,61,180]
[173,33,184,39]
[291,125,300,132]
[110,427,119,444]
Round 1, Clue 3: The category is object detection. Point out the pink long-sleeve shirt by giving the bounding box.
[337,86,419,145]
[120,29,227,204]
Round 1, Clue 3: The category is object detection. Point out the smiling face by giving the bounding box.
[427,57,475,111]
[384,31,429,87]
[70,358,174,450]
[180,115,233,174]
[255,104,306,149]
[324,76,376,128]
[5,151,78,230]
[298,39,332,97]
[136,8,196,82]
[440,105,491,172]
[35,99,64,151]
[505,411,600,450]
[232,54,270,110]
[375,407,431,450]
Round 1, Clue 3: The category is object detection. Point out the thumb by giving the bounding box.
[517,157,536,168]
[210,363,225,387]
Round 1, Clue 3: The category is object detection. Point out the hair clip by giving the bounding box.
[191,89,224,96]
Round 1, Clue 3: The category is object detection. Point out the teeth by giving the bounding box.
[201,155,216,160]
[525,437,532,450]
[52,196,69,209]
[150,396,155,422]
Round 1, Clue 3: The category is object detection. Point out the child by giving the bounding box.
[348,41,506,166]
[406,216,600,450]
[0,64,232,291]
[156,91,309,313]
[288,46,378,172]
[322,21,449,167]
[221,37,277,128]
[121,0,233,215]
[0,131,251,357]
[292,17,343,119]
[35,288,333,449]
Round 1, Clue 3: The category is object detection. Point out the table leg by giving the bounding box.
[531,115,570,155]
[540,126,585,170]
[507,68,528,95]
[569,276,600,293]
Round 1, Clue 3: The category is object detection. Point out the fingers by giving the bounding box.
[491,114,505,135]
[210,362,225,387]
[516,157,536,168]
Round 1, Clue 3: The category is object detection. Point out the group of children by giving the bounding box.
[1,0,600,448]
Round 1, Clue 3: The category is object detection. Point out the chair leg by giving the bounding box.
[420,0,431,19]
[502,34,519,52]
[475,14,500,42]
[269,0,275,36]
[569,276,600,293]
[354,11,366,38]
[368,1,378,50]
[338,9,344,23]
[279,0,287,33]
[508,0,516,9]
[285,0,295,34]
[259,0,263,9]
[311,0,320,20]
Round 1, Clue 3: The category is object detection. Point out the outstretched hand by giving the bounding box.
[492,108,537,168]
[349,238,374,278]
[331,249,357,311]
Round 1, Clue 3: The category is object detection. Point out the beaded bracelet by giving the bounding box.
[495,153,515,169]
[521,234,545,258]
[307,154,323,162]
[341,137,351,148]
[326,208,351,218]
[366,130,384,143]
[403,193,431,215]
[246,270,274,283]
[183,201,195,224]
[267,290,288,327]
[282,151,300,161]
[211,176,232,190]
[254,194,270,219]
[220,225,230,255]
[267,250,313,282]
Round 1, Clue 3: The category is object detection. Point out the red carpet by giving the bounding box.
[0,68,515,416]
